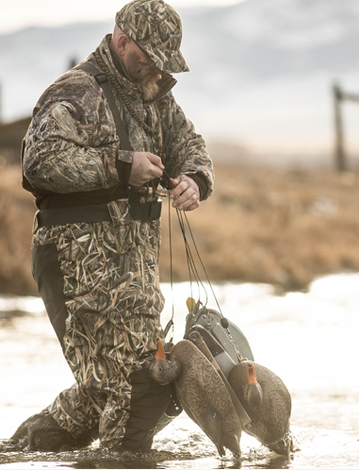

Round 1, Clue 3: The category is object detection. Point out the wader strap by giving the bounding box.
[75,62,133,152]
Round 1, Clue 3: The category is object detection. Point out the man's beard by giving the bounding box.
[141,73,162,101]
[125,50,162,101]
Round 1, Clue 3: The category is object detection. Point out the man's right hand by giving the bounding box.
[128,152,164,187]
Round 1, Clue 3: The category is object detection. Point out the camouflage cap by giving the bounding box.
[115,0,190,74]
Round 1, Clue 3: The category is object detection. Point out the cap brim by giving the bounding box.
[144,46,190,74]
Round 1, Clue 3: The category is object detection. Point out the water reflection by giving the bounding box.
[0,273,359,468]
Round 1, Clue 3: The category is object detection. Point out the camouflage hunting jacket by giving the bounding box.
[22,35,214,207]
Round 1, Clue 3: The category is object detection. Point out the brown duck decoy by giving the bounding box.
[228,360,293,455]
[150,339,242,457]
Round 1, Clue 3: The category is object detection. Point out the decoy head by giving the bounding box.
[245,363,263,408]
[229,361,263,408]
[149,339,181,385]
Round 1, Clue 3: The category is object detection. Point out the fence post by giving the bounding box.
[333,83,346,172]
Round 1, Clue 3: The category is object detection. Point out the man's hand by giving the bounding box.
[128,152,164,187]
[170,175,200,211]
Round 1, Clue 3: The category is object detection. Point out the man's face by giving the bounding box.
[123,41,163,100]
[125,46,159,82]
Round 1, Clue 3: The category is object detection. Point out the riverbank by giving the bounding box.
[1,162,359,295]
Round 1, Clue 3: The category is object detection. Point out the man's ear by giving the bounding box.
[116,34,130,58]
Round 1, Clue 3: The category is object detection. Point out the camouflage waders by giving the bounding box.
[32,200,171,448]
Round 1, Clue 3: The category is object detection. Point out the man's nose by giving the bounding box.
[147,63,163,74]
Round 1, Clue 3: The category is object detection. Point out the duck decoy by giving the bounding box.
[184,300,293,456]
[228,360,293,455]
[150,338,243,457]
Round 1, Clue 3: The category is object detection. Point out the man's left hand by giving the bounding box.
[169,175,200,211]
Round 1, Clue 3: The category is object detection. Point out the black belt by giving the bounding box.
[36,200,162,227]
[37,204,111,227]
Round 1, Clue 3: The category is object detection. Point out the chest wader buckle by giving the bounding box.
[128,191,162,221]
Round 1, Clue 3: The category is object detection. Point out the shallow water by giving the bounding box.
[0,273,359,468]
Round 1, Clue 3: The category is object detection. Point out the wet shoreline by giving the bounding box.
[1,275,359,468]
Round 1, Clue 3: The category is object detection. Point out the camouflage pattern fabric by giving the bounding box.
[34,200,164,446]
[22,32,214,448]
[23,35,213,196]
[115,0,190,73]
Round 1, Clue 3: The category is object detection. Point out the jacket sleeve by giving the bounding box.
[23,70,133,193]
[159,91,214,201]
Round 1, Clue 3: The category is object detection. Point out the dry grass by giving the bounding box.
[0,164,37,295]
[1,161,359,295]
[160,164,359,291]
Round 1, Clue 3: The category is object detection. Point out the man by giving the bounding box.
[15,0,213,452]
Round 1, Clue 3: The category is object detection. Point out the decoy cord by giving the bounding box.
[162,172,224,339]
[162,173,244,362]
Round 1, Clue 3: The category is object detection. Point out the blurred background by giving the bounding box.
[1,0,359,294]
[1,2,359,468]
